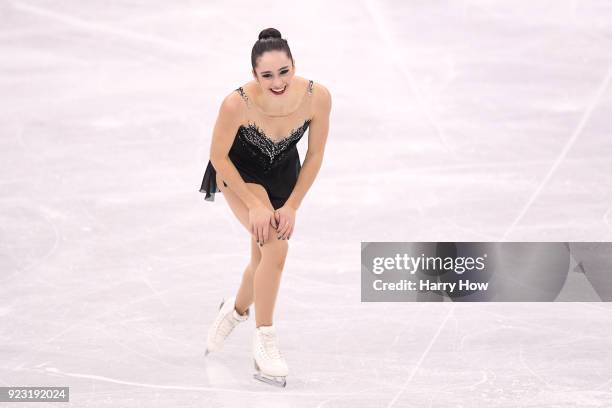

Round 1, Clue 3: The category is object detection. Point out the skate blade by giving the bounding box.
[253,373,286,388]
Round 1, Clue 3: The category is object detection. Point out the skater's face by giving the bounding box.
[252,50,295,98]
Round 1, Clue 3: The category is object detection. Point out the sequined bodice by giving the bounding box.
[230,79,314,173]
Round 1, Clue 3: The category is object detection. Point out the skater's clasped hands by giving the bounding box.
[249,202,296,246]
[249,203,276,246]
[274,204,296,241]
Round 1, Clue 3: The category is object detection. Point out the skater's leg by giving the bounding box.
[254,237,288,327]
[216,176,289,384]
[234,239,261,315]
[216,174,275,317]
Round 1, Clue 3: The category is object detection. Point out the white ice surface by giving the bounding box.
[1,0,612,407]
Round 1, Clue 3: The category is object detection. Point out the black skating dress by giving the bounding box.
[199,79,314,210]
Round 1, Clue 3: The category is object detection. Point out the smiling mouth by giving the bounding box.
[270,85,287,95]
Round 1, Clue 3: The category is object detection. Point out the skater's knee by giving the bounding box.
[261,239,288,269]
[266,237,288,256]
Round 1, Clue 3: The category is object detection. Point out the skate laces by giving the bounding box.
[261,331,282,360]
[216,311,239,339]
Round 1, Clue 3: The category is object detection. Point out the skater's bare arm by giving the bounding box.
[209,93,263,210]
[284,83,332,211]
[209,92,276,244]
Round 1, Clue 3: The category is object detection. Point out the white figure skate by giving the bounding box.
[205,296,249,356]
[253,325,288,387]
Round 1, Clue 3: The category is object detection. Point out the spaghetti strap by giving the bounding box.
[236,87,249,105]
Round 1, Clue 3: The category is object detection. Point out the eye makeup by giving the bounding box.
[261,66,290,78]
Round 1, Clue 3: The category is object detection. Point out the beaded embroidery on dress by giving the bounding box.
[233,79,314,172]
[238,119,311,167]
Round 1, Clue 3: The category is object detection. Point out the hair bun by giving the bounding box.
[258,27,282,41]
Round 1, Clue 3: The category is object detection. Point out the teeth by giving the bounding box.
[272,86,286,92]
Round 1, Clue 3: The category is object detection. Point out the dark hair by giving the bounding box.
[251,28,294,71]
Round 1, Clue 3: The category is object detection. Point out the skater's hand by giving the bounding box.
[275,204,296,240]
[249,204,277,246]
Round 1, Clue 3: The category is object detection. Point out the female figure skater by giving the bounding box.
[199,27,331,387]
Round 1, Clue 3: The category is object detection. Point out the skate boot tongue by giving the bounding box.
[233,307,249,321]
[258,325,276,334]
